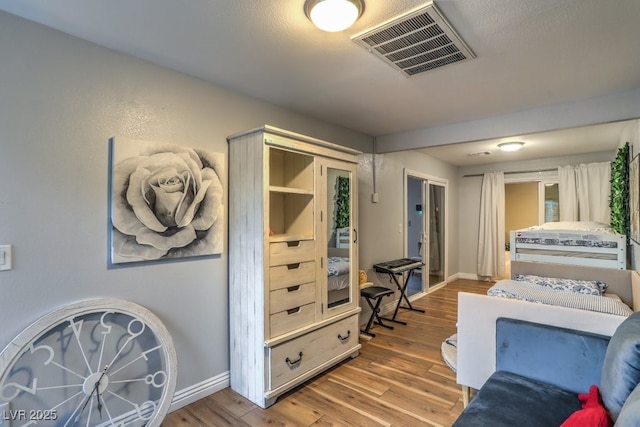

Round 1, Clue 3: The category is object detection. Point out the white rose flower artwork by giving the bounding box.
[109,137,224,264]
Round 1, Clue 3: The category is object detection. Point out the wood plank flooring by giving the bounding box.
[163,279,493,427]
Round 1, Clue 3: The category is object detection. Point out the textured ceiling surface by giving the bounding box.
[1,0,639,162]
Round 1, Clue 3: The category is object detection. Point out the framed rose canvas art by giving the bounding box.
[108,137,225,265]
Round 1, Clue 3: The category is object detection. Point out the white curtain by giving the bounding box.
[558,162,611,223]
[477,171,505,278]
[558,165,579,221]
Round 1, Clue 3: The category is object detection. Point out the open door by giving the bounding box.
[405,171,447,296]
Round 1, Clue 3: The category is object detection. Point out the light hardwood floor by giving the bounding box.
[163,279,493,427]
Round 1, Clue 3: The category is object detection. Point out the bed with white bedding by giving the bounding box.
[509,221,626,269]
[487,277,633,317]
[327,256,350,292]
[327,248,351,307]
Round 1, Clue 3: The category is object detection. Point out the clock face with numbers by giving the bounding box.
[0,298,177,427]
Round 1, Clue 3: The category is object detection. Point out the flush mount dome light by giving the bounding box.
[498,142,525,152]
[305,0,364,32]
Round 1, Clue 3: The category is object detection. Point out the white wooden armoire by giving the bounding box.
[227,125,361,408]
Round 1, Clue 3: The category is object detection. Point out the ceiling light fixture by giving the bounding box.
[498,142,525,152]
[305,0,364,32]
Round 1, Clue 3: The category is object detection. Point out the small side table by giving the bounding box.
[360,286,394,337]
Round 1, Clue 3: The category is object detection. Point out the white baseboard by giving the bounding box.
[447,272,460,282]
[457,272,489,281]
[169,371,230,412]
[91,372,230,425]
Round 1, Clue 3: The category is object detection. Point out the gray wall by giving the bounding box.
[0,11,371,407]
[357,150,459,285]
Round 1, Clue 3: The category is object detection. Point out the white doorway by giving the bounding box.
[405,170,448,296]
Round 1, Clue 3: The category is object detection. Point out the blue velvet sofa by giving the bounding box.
[453,311,640,426]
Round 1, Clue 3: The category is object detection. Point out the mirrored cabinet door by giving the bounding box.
[320,159,358,318]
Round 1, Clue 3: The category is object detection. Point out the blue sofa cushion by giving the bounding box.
[600,311,640,420]
[616,382,640,427]
[496,318,610,394]
[452,371,581,427]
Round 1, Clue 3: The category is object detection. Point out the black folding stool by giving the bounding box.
[360,286,395,337]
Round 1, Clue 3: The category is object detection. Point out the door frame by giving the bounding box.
[403,169,449,294]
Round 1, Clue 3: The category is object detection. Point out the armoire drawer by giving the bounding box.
[269,240,315,266]
[268,314,359,389]
[269,261,316,291]
[270,282,316,314]
[270,303,316,337]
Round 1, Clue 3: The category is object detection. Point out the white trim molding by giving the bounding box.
[169,372,230,412]
[458,272,491,281]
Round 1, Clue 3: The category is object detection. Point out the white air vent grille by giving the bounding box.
[353,2,474,76]
[469,151,491,157]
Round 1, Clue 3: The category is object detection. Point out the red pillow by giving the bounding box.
[561,385,613,427]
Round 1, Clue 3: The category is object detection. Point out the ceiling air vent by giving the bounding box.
[352,2,475,77]
[469,151,491,157]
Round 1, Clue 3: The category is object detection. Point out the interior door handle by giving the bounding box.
[353,229,357,243]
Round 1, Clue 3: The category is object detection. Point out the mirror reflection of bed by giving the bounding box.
[327,247,350,308]
[327,169,351,309]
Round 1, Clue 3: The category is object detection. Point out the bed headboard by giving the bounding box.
[511,261,634,308]
[328,247,349,258]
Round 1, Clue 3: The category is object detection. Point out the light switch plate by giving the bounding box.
[0,245,12,271]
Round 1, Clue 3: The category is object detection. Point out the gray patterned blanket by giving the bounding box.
[488,280,633,317]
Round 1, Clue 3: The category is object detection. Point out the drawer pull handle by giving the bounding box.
[338,330,351,343]
[286,241,302,248]
[287,285,301,292]
[287,263,301,270]
[287,307,301,315]
[285,352,303,368]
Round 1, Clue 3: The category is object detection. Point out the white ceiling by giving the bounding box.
[418,120,635,166]
[1,0,639,164]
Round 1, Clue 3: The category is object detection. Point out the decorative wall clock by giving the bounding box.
[0,298,177,426]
